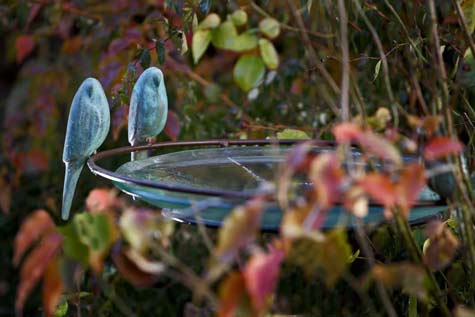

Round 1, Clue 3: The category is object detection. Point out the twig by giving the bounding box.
[354,219,397,317]
[343,272,381,316]
[428,0,453,132]
[338,0,350,122]
[393,211,451,317]
[151,244,218,307]
[452,0,475,60]
[286,0,341,96]
[249,1,335,39]
[354,0,403,126]
[383,0,427,63]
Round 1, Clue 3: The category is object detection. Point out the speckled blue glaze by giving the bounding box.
[128,67,168,160]
[62,78,110,220]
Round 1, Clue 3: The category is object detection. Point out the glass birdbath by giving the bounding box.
[87,139,447,231]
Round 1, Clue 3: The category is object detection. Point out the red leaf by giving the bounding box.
[397,163,426,215]
[25,4,43,31]
[278,141,314,208]
[15,35,35,63]
[243,246,284,313]
[25,148,49,172]
[164,111,181,141]
[309,153,344,209]
[357,131,402,165]
[42,258,63,317]
[16,233,62,316]
[332,122,362,143]
[13,209,55,266]
[424,137,464,160]
[359,173,396,207]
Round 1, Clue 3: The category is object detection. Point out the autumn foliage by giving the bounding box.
[4,1,475,317]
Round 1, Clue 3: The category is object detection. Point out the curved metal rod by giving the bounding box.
[87,138,445,206]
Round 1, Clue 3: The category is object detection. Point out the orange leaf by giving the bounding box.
[16,233,62,316]
[112,248,160,288]
[424,137,464,160]
[86,188,118,212]
[13,209,55,265]
[243,246,284,313]
[423,220,460,271]
[15,35,35,63]
[359,173,396,207]
[216,197,265,262]
[332,122,362,143]
[218,272,253,317]
[397,163,426,215]
[42,258,63,317]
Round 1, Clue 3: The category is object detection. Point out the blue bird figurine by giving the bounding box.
[62,78,110,220]
[128,67,168,160]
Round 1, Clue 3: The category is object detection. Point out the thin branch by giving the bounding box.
[383,0,427,62]
[354,0,403,125]
[354,220,397,317]
[286,0,341,96]
[428,0,453,133]
[249,0,335,39]
[452,0,475,60]
[338,0,350,122]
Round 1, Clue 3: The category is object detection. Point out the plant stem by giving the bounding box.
[452,0,475,60]
[383,0,427,63]
[337,0,350,122]
[393,212,451,316]
[286,0,341,96]
[354,219,397,317]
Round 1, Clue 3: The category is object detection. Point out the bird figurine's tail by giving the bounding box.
[62,160,85,220]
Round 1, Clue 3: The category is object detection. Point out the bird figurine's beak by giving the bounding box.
[62,78,110,220]
[128,67,168,161]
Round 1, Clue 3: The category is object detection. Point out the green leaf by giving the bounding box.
[231,10,248,26]
[233,32,258,52]
[73,213,114,252]
[212,21,257,52]
[258,39,279,69]
[259,18,280,39]
[156,40,165,65]
[212,21,238,49]
[58,222,89,266]
[373,59,381,82]
[53,301,68,317]
[289,229,352,286]
[199,13,221,29]
[462,0,475,33]
[233,55,265,91]
[139,49,151,69]
[276,128,310,140]
[192,29,212,64]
